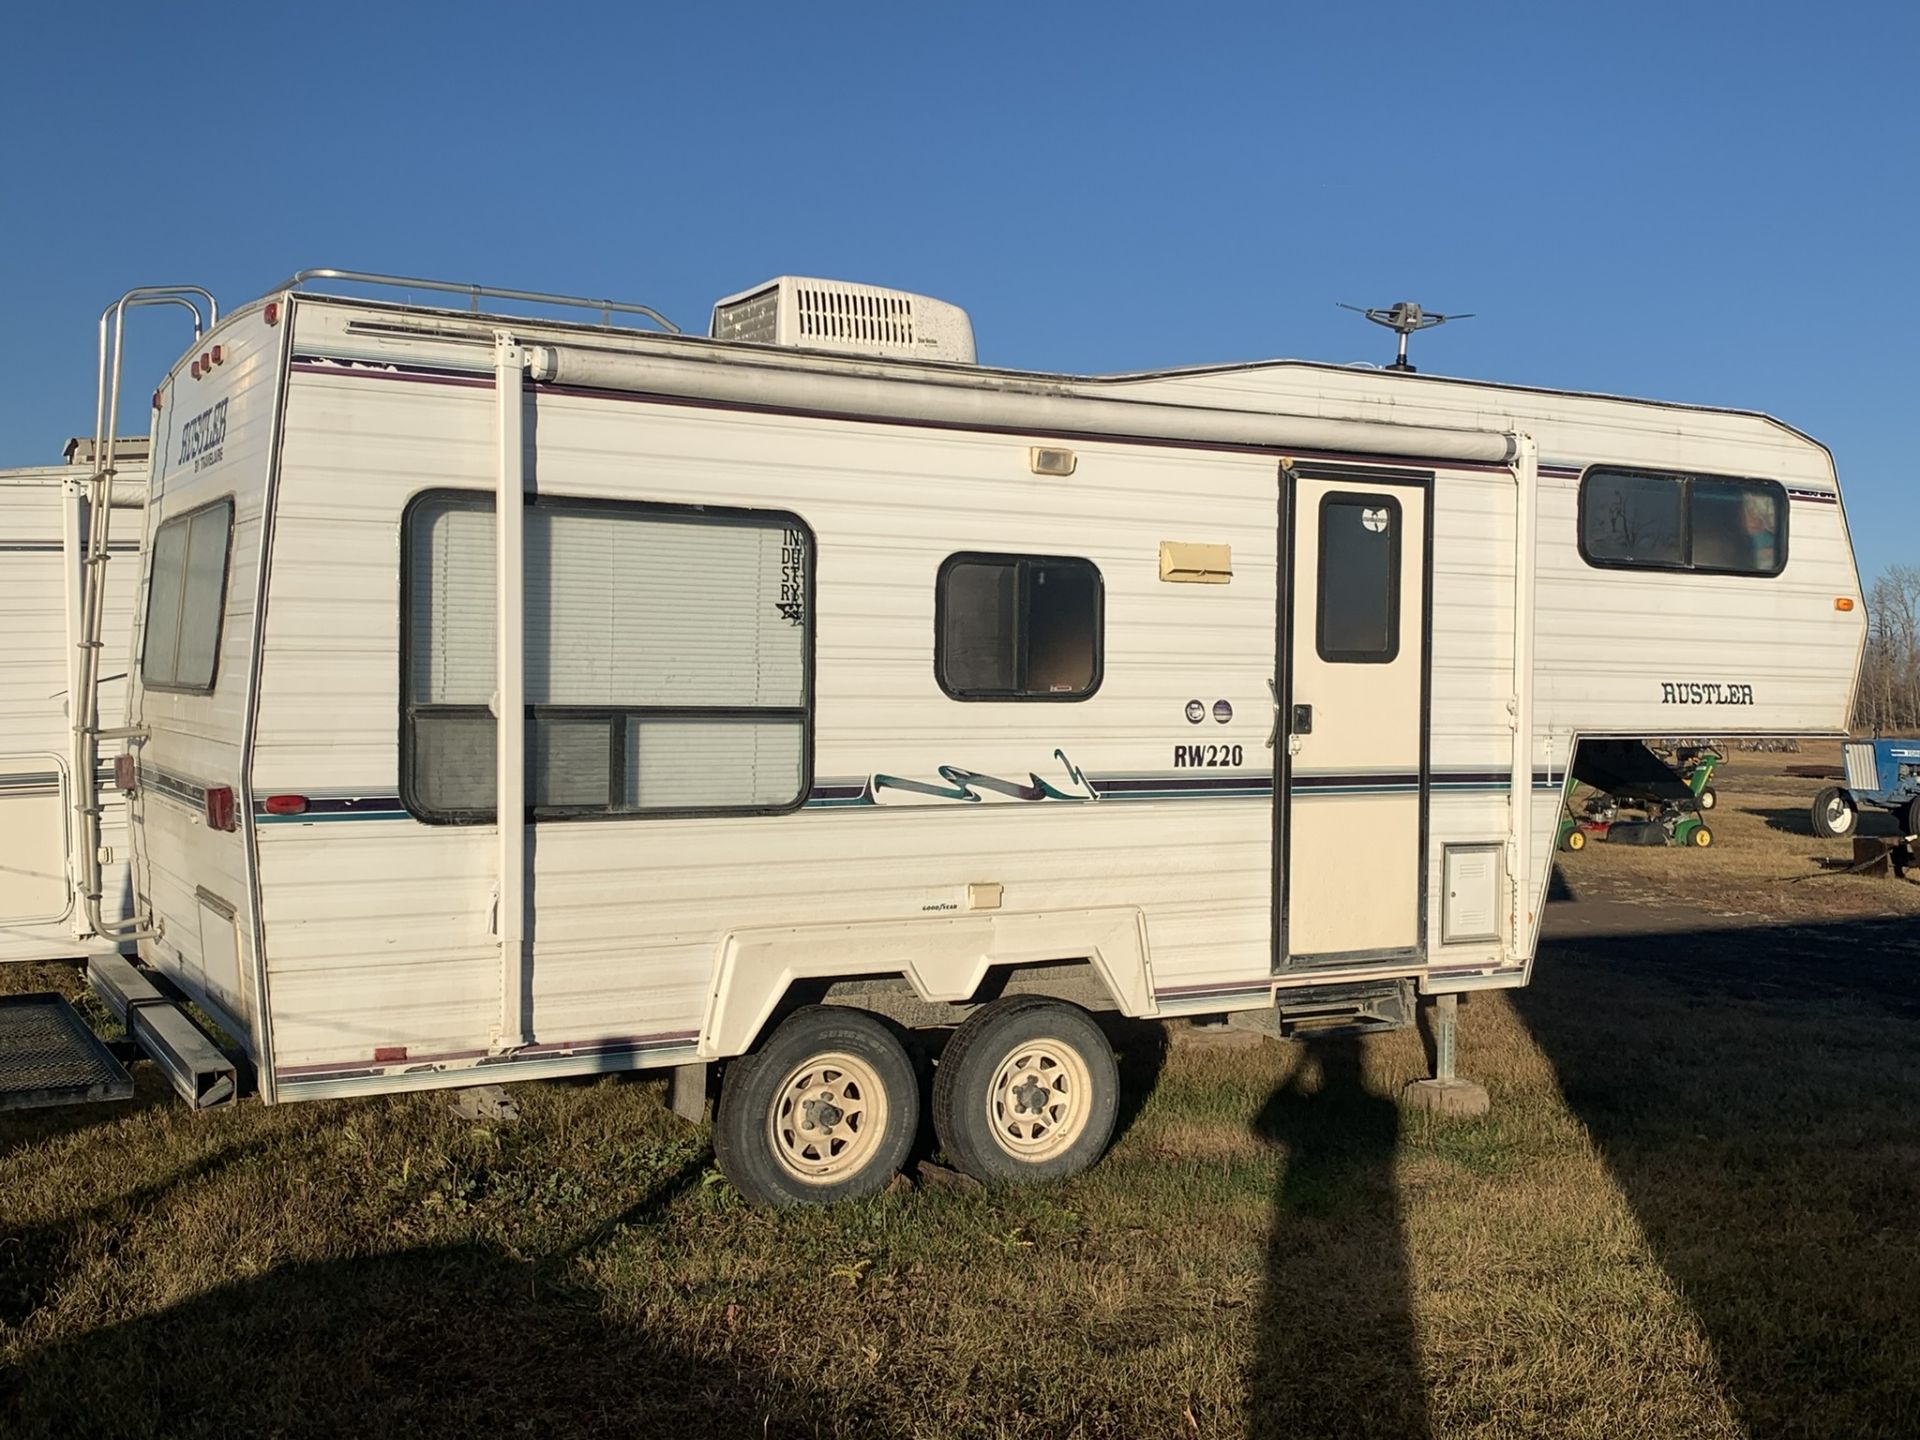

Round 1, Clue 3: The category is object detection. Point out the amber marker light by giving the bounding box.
[1836,597,1856,611]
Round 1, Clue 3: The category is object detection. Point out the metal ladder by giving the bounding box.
[70,285,217,943]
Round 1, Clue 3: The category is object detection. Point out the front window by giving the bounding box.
[1580,467,1785,576]
[141,498,233,692]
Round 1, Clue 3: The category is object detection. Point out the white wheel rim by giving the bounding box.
[1826,798,1854,834]
[767,1050,888,1185]
[985,1037,1093,1163]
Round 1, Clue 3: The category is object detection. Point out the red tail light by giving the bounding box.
[113,755,136,791]
[204,785,236,831]
[210,344,224,365]
[264,301,280,326]
[264,794,309,815]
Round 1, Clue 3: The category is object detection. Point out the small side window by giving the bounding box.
[937,554,1102,700]
[1579,467,1786,576]
[140,498,233,693]
[1317,495,1401,664]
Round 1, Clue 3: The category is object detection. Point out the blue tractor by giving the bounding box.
[1812,740,1920,838]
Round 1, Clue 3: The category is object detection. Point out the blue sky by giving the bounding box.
[3,3,1913,579]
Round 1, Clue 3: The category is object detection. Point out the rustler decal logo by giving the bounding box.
[176,398,228,473]
[1660,681,1755,705]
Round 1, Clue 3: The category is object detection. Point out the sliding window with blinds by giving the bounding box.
[402,491,812,822]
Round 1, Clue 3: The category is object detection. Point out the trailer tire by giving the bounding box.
[713,1006,918,1207]
[932,996,1119,1186]
[1811,786,1856,839]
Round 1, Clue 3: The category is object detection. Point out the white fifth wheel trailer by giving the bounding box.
[79,270,1862,1203]
[0,437,146,961]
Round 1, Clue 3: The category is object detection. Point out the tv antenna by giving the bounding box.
[1337,301,1473,372]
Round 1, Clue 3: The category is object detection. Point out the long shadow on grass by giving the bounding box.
[0,1076,167,1162]
[1753,804,1903,838]
[1515,914,1920,1438]
[0,1152,870,1440]
[1247,1037,1430,1440]
[0,1137,265,1326]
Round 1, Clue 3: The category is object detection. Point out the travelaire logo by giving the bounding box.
[176,398,228,473]
[1660,681,1755,705]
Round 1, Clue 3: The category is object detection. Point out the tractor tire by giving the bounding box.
[932,996,1119,1187]
[1811,786,1857,839]
[1561,827,1587,852]
[1697,785,1717,811]
[1902,796,1920,839]
[1690,824,1714,848]
[713,1006,919,1207]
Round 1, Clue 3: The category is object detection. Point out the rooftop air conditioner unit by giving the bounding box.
[710,276,976,364]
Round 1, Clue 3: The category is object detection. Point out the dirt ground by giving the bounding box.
[1551,741,1920,1015]
[2,744,1917,1438]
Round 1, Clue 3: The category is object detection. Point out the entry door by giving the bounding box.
[1278,468,1429,969]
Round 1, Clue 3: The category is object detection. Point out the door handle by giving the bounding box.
[1266,678,1278,749]
[1291,703,1314,735]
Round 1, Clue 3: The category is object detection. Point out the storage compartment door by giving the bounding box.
[0,757,72,925]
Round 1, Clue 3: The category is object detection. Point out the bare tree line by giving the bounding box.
[1854,566,1920,733]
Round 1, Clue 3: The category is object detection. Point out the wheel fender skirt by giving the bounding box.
[700,908,1155,1060]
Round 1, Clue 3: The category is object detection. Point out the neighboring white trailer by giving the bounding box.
[0,438,144,961]
[91,271,1862,1202]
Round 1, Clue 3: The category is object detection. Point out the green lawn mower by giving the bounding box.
[1556,740,1719,852]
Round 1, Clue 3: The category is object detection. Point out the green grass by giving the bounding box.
[4,750,1919,1437]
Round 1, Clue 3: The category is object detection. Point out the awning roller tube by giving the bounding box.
[524,345,1517,466]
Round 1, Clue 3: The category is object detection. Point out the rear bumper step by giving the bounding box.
[87,953,239,1108]
[0,992,134,1111]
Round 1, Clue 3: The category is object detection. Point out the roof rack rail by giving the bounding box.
[278,268,681,334]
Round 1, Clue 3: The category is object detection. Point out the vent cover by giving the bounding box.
[710,276,975,363]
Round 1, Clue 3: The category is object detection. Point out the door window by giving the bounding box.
[1316,495,1401,663]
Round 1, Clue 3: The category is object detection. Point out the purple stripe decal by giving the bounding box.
[1095,774,1272,794]
[275,1028,701,1079]
[1155,979,1272,998]
[254,794,404,817]
[253,768,1557,818]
